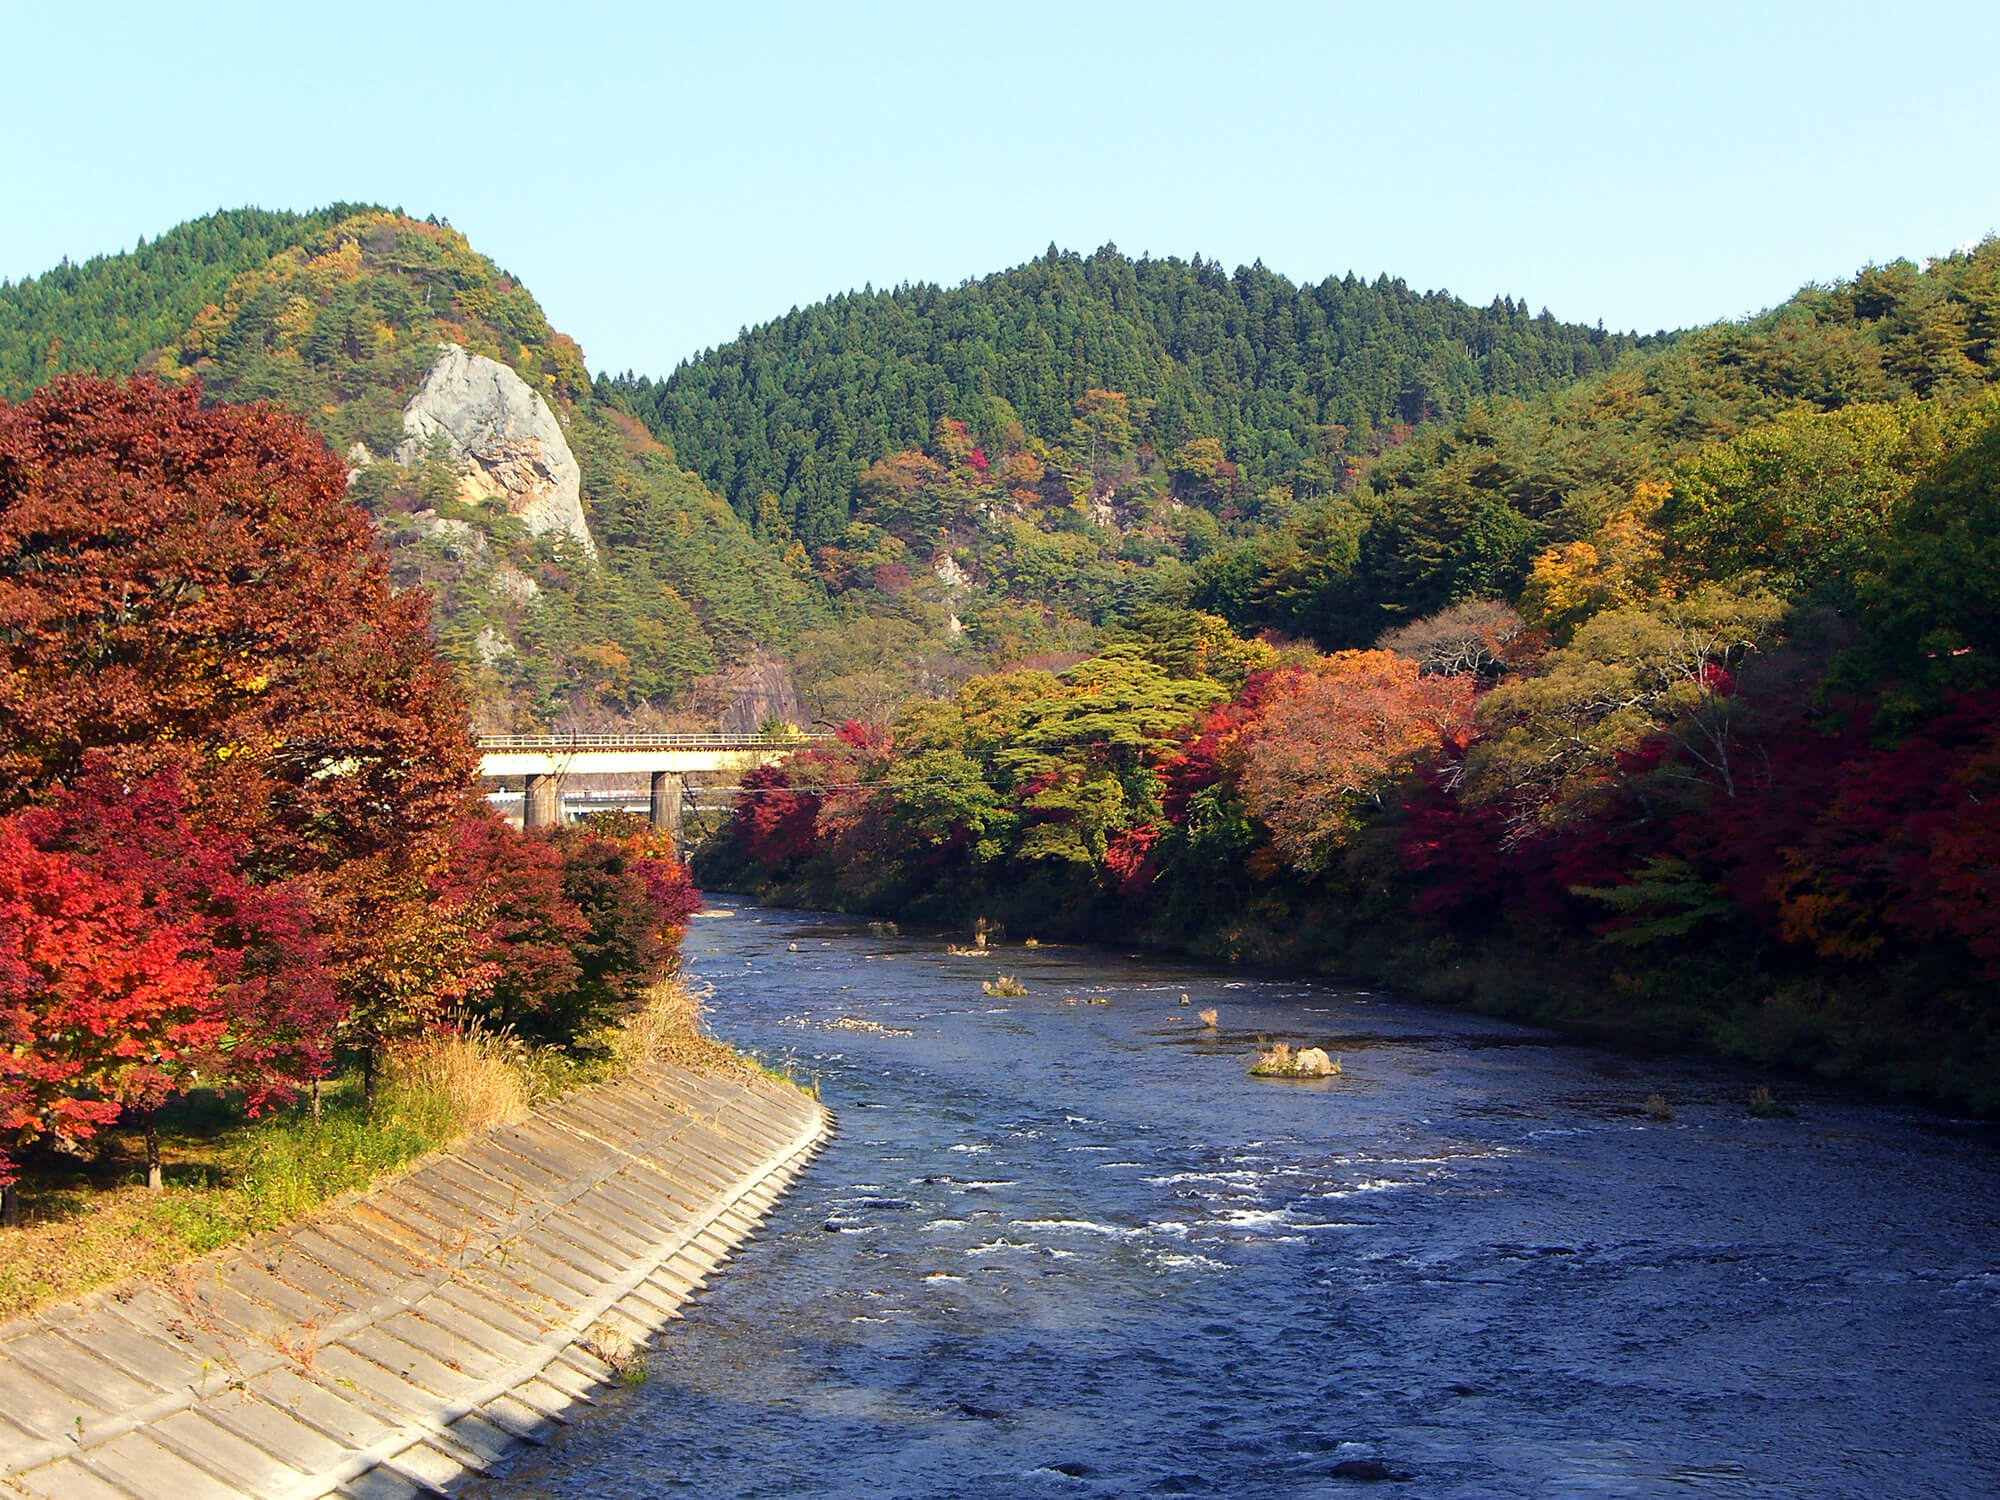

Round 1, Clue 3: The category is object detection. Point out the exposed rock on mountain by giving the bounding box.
[714,652,807,734]
[474,625,512,665]
[489,562,541,605]
[394,344,597,558]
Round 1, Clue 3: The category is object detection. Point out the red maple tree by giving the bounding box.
[0,764,334,1202]
[0,375,478,1044]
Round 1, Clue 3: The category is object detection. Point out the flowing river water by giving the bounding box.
[480,902,2000,1498]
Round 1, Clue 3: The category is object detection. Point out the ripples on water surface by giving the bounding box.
[481,903,2000,1498]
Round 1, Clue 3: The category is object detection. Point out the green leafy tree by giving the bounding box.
[1466,585,1786,824]
[1664,401,1943,599]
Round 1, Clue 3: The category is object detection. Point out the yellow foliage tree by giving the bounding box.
[1520,479,1671,639]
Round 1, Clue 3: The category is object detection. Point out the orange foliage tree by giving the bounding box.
[0,764,335,1210]
[1236,652,1477,872]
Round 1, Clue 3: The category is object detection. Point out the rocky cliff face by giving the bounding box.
[715,652,807,734]
[394,345,597,557]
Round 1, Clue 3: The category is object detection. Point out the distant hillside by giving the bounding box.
[0,205,367,401]
[0,207,821,728]
[609,246,1652,548]
[1191,240,2000,646]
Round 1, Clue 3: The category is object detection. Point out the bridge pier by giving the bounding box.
[649,771,684,849]
[523,772,560,830]
[479,735,827,839]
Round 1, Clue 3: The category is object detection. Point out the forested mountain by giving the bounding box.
[592,250,1670,724]
[0,206,365,401]
[14,206,1998,772]
[0,207,821,727]
[702,237,2000,1110]
[1190,246,2000,647]
[610,246,1649,549]
[9,215,1659,731]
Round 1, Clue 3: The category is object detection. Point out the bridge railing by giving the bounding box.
[475,732,834,752]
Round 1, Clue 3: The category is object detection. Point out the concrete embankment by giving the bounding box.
[0,1062,830,1500]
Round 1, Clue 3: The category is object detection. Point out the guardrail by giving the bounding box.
[475,733,834,751]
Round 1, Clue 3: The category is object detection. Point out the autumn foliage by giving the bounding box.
[711,420,2000,1109]
[0,765,334,1183]
[0,377,699,1197]
[1237,653,1476,872]
[0,374,474,848]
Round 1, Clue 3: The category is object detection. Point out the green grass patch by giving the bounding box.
[0,1074,455,1318]
[0,979,748,1320]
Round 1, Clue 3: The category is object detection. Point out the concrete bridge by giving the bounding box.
[477,733,830,834]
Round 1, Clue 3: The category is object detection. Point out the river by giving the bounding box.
[478,901,2000,1498]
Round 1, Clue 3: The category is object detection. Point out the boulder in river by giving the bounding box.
[1250,1042,1339,1077]
[1330,1457,1410,1481]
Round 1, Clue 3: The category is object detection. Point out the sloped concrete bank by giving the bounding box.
[0,1062,831,1500]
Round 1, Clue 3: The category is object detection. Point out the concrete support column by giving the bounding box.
[524,773,559,830]
[650,771,684,852]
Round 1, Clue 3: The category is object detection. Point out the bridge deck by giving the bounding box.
[476,733,829,779]
[476,734,832,752]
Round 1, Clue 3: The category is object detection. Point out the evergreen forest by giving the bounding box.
[609,247,1650,548]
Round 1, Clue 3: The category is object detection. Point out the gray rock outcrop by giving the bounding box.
[394,344,597,558]
[718,652,807,734]
[490,562,542,605]
[474,624,512,665]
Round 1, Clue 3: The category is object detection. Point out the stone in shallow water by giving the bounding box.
[1330,1457,1410,1481]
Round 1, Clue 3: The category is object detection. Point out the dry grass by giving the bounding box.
[0,976,746,1320]
[1249,1042,1340,1078]
[982,974,1028,997]
[607,978,748,1075]
[385,1028,539,1138]
[583,1318,650,1386]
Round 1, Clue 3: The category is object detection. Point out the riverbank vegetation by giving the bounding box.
[0,377,704,1268]
[0,978,731,1318]
[699,241,2000,1113]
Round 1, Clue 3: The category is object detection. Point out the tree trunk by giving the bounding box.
[362,1045,376,1111]
[144,1115,163,1193]
[310,1075,321,1124]
[2,1183,18,1229]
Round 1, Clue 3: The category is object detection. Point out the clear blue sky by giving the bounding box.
[6,1,1997,376]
